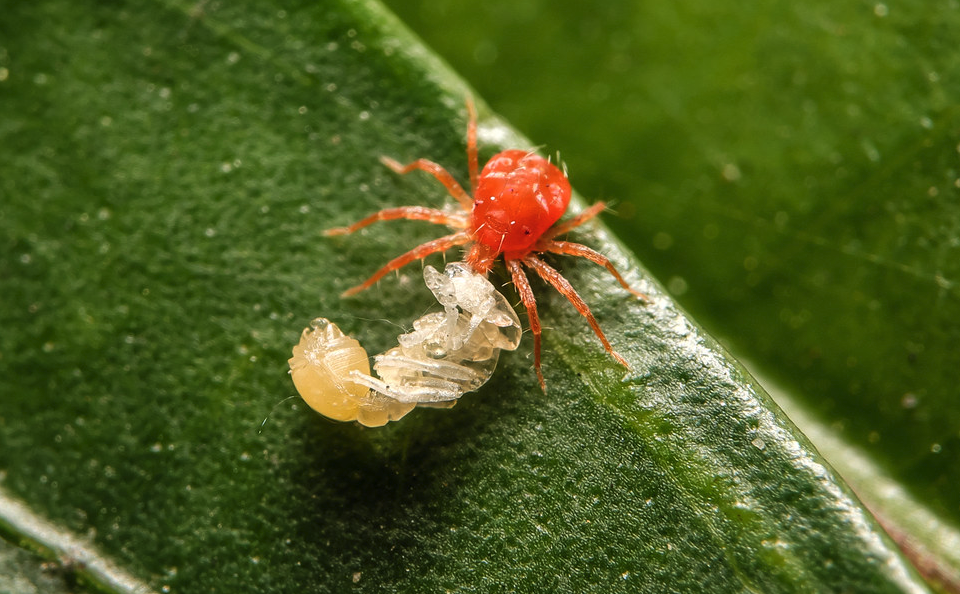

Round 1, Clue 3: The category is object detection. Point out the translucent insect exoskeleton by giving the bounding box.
[351,262,522,405]
[288,263,521,426]
[288,318,416,427]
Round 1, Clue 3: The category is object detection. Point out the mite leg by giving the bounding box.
[325,206,468,236]
[342,231,472,297]
[380,156,473,211]
[539,240,648,301]
[523,255,629,369]
[466,97,479,194]
[542,201,607,240]
[506,259,546,392]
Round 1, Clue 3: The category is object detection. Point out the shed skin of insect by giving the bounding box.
[326,98,647,390]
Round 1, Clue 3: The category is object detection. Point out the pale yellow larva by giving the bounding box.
[288,318,414,427]
[289,263,521,427]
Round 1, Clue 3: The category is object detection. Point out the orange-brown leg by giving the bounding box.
[542,201,607,240]
[523,255,629,368]
[342,231,472,297]
[539,240,649,301]
[324,206,468,236]
[464,241,499,276]
[506,258,546,392]
[466,97,479,194]
[380,156,473,211]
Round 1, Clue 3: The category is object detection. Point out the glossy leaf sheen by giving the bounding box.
[0,1,928,592]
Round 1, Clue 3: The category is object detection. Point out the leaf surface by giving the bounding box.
[0,1,931,592]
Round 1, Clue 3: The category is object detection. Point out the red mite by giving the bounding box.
[326,99,646,390]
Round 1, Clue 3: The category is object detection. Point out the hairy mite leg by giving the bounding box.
[542,201,607,240]
[464,241,499,275]
[341,231,472,297]
[466,97,479,194]
[379,156,473,210]
[506,259,546,391]
[523,255,629,369]
[324,206,468,236]
[540,240,649,301]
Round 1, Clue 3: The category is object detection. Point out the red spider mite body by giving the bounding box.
[471,149,570,258]
[326,99,646,390]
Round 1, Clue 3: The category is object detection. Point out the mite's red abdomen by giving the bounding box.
[471,149,571,254]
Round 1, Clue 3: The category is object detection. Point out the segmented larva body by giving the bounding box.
[289,318,415,427]
[288,262,521,426]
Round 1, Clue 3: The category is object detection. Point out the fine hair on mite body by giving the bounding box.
[326,98,647,390]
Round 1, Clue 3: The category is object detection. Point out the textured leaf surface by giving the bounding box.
[0,1,930,592]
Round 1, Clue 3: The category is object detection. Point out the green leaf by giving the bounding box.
[383,0,960,589]
[0,1,931,593]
